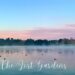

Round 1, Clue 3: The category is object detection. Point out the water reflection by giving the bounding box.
[0,46,74,69]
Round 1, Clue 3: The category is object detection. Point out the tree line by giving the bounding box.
[0,38,75,45]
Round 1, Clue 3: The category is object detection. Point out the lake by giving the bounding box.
[0,45,75,75]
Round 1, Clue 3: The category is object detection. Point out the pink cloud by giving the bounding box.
[0,31,31,39]
[28,28,75,40]
[0,25,75,40]
[65,24,75,29]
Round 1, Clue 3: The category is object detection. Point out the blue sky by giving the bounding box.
[0,0,75,30]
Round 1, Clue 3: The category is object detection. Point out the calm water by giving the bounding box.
[0,45,75,75]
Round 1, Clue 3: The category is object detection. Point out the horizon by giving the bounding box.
[0,37,74,41]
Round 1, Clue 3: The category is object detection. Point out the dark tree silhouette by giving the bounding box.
[0,38,75,45]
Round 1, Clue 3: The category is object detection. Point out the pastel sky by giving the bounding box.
[0,0,75,39]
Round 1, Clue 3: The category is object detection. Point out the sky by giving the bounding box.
[0,0,75,39]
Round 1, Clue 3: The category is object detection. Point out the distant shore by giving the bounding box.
[0,38,75,46]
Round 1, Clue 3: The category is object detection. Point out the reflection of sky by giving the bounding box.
[0,46,75,69]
